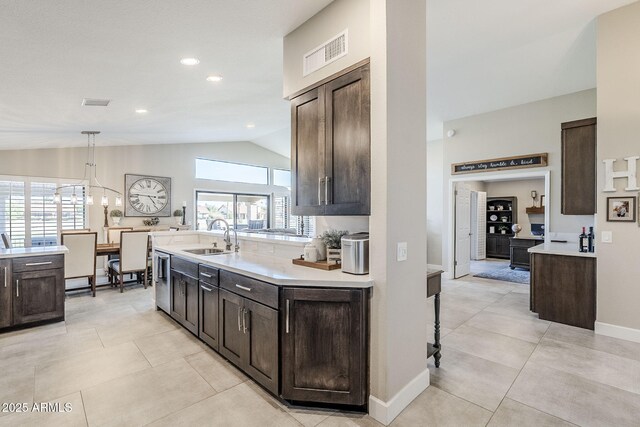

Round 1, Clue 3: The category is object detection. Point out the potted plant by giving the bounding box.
[109,209,123,226]
[320,229,348,264]
[173,209,183,225]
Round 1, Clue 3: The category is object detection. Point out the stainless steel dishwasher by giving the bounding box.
[154,251,170,313]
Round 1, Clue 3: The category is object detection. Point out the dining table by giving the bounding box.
[96,243,120,257]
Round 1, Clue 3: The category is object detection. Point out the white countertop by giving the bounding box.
[528,242,596,258]
[154,243,373,288]
[0,245,69,259]
[151,230,310,247]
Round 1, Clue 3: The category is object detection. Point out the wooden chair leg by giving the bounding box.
[143,269,147,289]
[92,274,96,297]
[120,271,124,293]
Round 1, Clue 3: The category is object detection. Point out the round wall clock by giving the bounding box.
[125,174,172,217]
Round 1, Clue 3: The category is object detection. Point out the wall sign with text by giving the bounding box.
[451,153,548,175]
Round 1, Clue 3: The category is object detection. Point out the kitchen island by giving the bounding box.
[529,242,596,329]
[152,231,372,410]
[0,245,68,331]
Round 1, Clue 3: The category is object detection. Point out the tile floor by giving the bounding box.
[2,273,640,426]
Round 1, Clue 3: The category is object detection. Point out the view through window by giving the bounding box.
[196,191,269,231]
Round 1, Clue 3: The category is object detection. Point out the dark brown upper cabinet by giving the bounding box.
[291,63,371,216]
[561,118,597,215]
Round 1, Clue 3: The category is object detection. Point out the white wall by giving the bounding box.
[426,140,443,266]
[596,2,640,336]
[441,89,597,272]
[484,179,545,237]
[0,141,290,242]
[283,0,370,98]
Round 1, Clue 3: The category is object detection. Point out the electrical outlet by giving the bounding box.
[397,242,408,261]
[601,231,613,243]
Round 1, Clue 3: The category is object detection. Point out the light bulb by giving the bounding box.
[101,195,109,206]
[115,196,123,207]
[71,193,78,204]
[86,195,94,205]
[53,192,61,204]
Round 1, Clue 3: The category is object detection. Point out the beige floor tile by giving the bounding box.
[34,341,150,401]
[135,328,206,366]
[95,310,177,347]
[0,322,67,349]
[464,310,550,344]
[508,363,640,427]
[484,292,539,320]
[488,398,575,427]
[441,324,536,369]
[426,305,478,330]
[82,358,215,427]
[529,338,640,394]
[317,412,383,427]
[429,348,520,411]
[0,328,103,370]
[185,350,247,393]
[545,322,640,362]
[148,382,300,427]
[65,304,139,332]
[390,386,492,427]
[0,391,86,427]
[0,366,35,418]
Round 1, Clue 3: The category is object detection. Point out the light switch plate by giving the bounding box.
[397,242,408,261]
[601,231,613,243]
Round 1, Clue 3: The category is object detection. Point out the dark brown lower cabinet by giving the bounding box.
[487,235,511,259]
[0,260,12,328]
[531,253,596,329]
[509,238,543,270]
[218,289,279,394]
[170,270,198,335]
[281,287,368,406]
[199,282,219,350]
[12,268,64,325]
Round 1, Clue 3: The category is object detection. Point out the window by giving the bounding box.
[0,177,86,248]
[272,194,315,237]
[272,169,292,188]
[196,191,269,231]
[195,158,269,185]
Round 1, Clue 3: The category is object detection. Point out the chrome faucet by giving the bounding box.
[207,218,239,252]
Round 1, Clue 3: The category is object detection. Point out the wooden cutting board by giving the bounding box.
[292,258,341,271]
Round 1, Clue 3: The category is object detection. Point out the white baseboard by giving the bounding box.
[595,321,640,344]
[427,264,443,271]
[368,368,430,426]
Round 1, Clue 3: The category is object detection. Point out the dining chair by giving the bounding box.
[107,227,133,244]
[1,233,11,249]
[110,230,149,293]
[61,232,98,296]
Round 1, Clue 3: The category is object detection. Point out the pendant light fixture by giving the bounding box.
[53,131,123,207]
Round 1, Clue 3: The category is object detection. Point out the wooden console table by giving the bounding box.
[427,269,443,367]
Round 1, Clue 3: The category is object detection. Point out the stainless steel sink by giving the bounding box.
[183,248,232,256]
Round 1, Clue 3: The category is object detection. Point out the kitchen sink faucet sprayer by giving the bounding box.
[207,218,240,252]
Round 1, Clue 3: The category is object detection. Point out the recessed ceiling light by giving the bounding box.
[206,75,223,82]
[135,109,148,114]
[180,57,200,66]
[246,123,255,129]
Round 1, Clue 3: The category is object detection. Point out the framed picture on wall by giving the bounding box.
[125,174,172,217]
[606,196,636,222]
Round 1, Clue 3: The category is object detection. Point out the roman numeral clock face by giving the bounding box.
[128,178,168,215]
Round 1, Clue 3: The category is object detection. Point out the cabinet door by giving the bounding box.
[12,269,64,325]
[291,87,325,216]
[243,298,279,395]
[218,289,245,368]
[0,260,11,328]
[324,65,370,215]
[562,118,596,215]
[170,270,186,324]
[183,274,199,335]
[199,282,219,350]
[486,236,497,257]
[282,288,368,406]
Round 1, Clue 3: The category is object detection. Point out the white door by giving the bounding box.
[455,183,471,278]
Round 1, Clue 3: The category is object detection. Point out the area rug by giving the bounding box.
[473,267,530,285]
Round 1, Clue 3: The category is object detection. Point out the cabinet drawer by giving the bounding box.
[199,264,219,286]
[220,270,278,309]
[12,255,64,273]
[171,256,198,279]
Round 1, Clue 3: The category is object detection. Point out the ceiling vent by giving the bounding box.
[82,98,111,107]
[303,29,348,77]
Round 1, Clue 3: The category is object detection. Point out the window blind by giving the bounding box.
[30,182,58,247]
[0,180,26,248]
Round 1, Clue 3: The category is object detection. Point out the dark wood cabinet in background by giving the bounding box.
[509,238,543,270]
[562,118,596,215]
[0,260,12,328]
[486,197,517,259]
[531,253,596,329]
[281,287,368,406]
[291,63,370,216]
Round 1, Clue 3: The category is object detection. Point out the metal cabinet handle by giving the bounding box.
[242,308,248,334]
[237,306,242,332]
[285,299,290,334]
[325,176,331,205]
[16,279,19,297]
[318,177,325,205]
[3,266,7,288]
[201,284,213,292]
[235,284,251,292]
[25,261,52,266]
[200,272,212,278]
